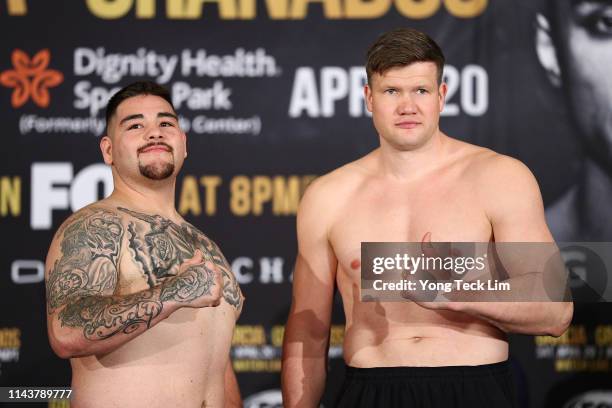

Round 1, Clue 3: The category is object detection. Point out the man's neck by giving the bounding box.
[109,172,179,220]
[376,130,446,181]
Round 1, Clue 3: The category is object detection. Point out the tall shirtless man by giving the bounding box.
[45,81,244,408]
[282,28,573,407]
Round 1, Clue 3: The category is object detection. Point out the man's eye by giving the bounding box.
[384,89,398,95]
[128,123,143,130]
[160,121,175,127]
[416,88,428,95]
[585,7,612,35]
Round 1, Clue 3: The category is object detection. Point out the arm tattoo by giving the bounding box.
[47,207,236,342]
[160,264,214,302]
[47,209,123,312]
[59,291,163,340]
[46,209,164,340]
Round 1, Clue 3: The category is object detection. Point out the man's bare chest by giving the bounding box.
[329,185,492,278]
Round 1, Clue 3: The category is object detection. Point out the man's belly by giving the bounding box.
[342,302,508,368]
[69,304,235,408]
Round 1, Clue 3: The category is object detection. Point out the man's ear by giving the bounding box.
[438,82,447,113]
[364,84,373,113]
[535,13,562,88]
[100,136,113,165]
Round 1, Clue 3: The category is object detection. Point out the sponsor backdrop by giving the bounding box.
[0,1,611,407]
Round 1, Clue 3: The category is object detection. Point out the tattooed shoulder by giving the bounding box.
[180,222,244,313]
[46,207,124,313]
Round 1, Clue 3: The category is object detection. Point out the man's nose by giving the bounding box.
[144,125,164,139]
[397,96,417,115]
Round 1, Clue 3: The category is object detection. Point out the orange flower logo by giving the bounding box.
[0,49,63,108]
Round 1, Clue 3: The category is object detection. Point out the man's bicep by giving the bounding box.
[483,158,559,285]
[290,236,337,339]
[288,178,339,338]
[46,208,123,315]
[486,158,553,243]
[292,251,336,312]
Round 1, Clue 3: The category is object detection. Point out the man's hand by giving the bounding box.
[399,232,455,305]
[160,250,224,308]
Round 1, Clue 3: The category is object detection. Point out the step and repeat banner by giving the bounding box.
[1,1,611,407]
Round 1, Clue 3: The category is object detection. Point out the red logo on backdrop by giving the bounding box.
[0,49,63,108]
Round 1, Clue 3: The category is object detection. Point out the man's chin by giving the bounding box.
[138,163,175,180]
[386,137,427,151]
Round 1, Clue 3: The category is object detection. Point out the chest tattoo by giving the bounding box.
[118,207,243,311]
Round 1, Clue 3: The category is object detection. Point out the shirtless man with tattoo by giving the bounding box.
[281,28,573,407]
[45,81,244,408]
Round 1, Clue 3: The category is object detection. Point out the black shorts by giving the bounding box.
[335,361,517,408]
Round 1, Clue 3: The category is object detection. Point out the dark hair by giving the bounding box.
[105,81,174,134]
[542,0,566,45]
[366,28,445,85]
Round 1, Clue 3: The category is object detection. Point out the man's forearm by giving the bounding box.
[48,263,217,358]
[281,355,327,408]
[425,271,573,336]
[446,300,573,336]
[281,322,329,408]
[49,284,182,358]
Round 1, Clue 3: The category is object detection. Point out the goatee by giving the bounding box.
[139,162,174,180]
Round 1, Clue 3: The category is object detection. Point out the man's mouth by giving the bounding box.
[138,143,173,154]
[395,121,421,129]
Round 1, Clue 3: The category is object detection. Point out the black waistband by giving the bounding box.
[345,360,510,379]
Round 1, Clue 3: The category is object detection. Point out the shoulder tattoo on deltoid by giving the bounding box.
[47,209,123,312]
[118,207,243,311]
